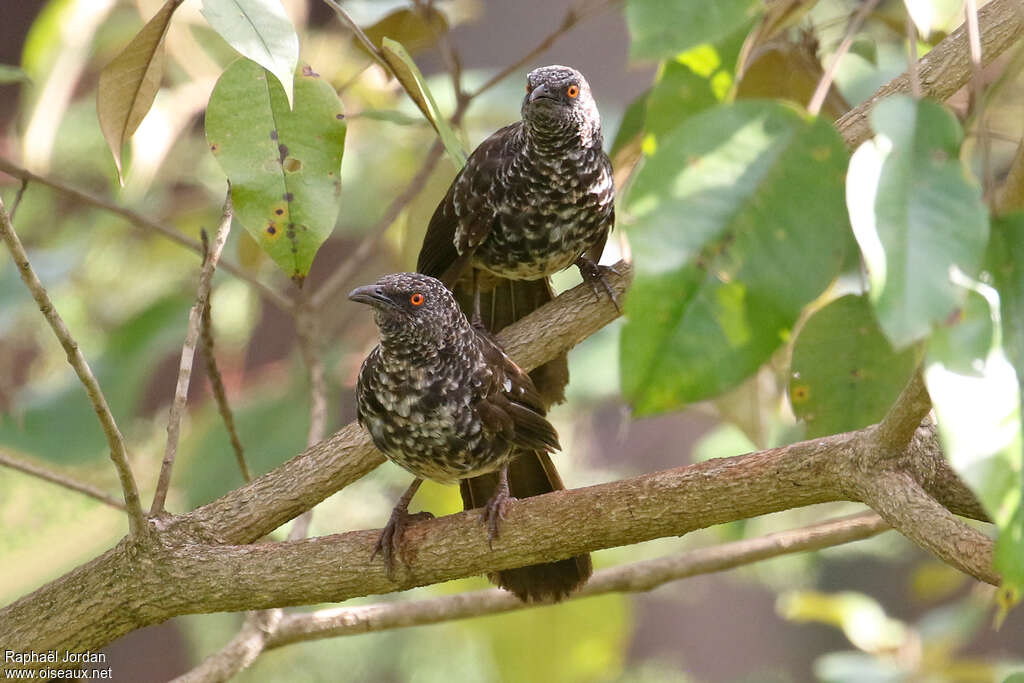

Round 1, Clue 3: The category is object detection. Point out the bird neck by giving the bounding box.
[521,112,602,155]
[373,313,477,369]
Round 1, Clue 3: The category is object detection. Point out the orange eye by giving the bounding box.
[526,83,533,93]
[410,293,425,306]
[567,85,579,98]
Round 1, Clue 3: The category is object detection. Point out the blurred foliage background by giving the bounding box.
[1,0,1024,681]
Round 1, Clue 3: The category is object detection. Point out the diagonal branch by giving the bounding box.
[0,449,126,511]
[0,157,292,312]
[151,189,234,515]
[873,369,931,454]
[835,0,1024,149]
[0,196,146,536]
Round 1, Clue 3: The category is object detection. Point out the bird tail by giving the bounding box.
[453,276,568,406]
[459,451,593,602]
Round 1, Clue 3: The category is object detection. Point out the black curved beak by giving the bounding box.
[348,285,392,308]
[528,83,555,103]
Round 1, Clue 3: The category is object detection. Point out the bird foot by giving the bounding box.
[575,257,621,312]
[372,507,435,578]
[481,489,517,549]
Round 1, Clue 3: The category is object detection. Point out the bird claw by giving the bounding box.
[576,258,621,312]
[372,508,434,578]
[481,490,516,549]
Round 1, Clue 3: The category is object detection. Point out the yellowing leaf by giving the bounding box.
[96,0,183,183]
[380,37,467,167]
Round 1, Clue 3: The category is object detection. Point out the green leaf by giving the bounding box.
[355,7,448,57]
[626,0,758,59]
[0,64,30,85]
[790,295,918,438]
[846,95,989,349]
[986,212,1024,604]
[201,0,299,107]
[206,59,347,280]
[380,37,467,167]
[927,290,994,376]
[96,0,182,183]
[621,101,850,414]
[988,213,1024,381]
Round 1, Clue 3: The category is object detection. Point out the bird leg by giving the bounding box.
[372,477,434,578]
[470,268,486,331]
[575,255,621,312]
[481,463,516,548]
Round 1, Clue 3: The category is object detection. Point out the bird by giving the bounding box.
[417,64,617,405]
[416,66,615,573]
[350,272,592,602]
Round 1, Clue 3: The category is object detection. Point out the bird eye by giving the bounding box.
[410,293,425,306]
[566,84,579,98]
[526,83,533,93]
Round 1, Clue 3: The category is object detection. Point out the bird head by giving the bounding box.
[521,65,601,144]
[349,272,464,347]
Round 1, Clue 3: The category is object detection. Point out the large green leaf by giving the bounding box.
[201,0,299,107]
[846,95,989,349]
[790,295,918,438]
[96,0,183,183]
[380,37,467,167]
[621,101,850,414]
[206,58,347,280]
[626,0,758,59]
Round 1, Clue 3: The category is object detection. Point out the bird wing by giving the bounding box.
[474,332,561,454]
[417,123,521,286]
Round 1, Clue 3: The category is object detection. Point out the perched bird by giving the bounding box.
[351,272,592,602]
[418,64,617,405]
[417,66,614,565]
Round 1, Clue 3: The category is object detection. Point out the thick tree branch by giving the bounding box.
[0,157,292,312]
[0,449,126,511]
[151,190,233,515]
[261,512,887,650]
[836,0,1024,149]
[0,196,145,536]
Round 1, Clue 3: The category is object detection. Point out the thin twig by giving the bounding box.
[199,230,250,483]
[321,0,389,65]
[470,0,622,99]
[9,179,28,222]
[289,288,329,541]
[0,157,292,312]
[0,449,127,511]
[0,197,146,536]
[311,141,446,310]
[906,14,922,99]
[964,0,992,199]
[809,0,881,116]
[263,512,888,649]
[151,189,234,515]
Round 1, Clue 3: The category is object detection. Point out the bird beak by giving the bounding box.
[348,285,392,308]
[528,83,554,103]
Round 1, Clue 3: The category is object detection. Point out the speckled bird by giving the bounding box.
[351,272,592,602]
[418,65,617,406]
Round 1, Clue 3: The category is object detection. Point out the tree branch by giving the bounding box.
[0,449,126,511]
[873,370,931,454]
[151,189,234,515]
[808,0,881,116]
[835,0,1024,149]
[0,157,292,312]
[0,196,146,536]
[260,512,887,650]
